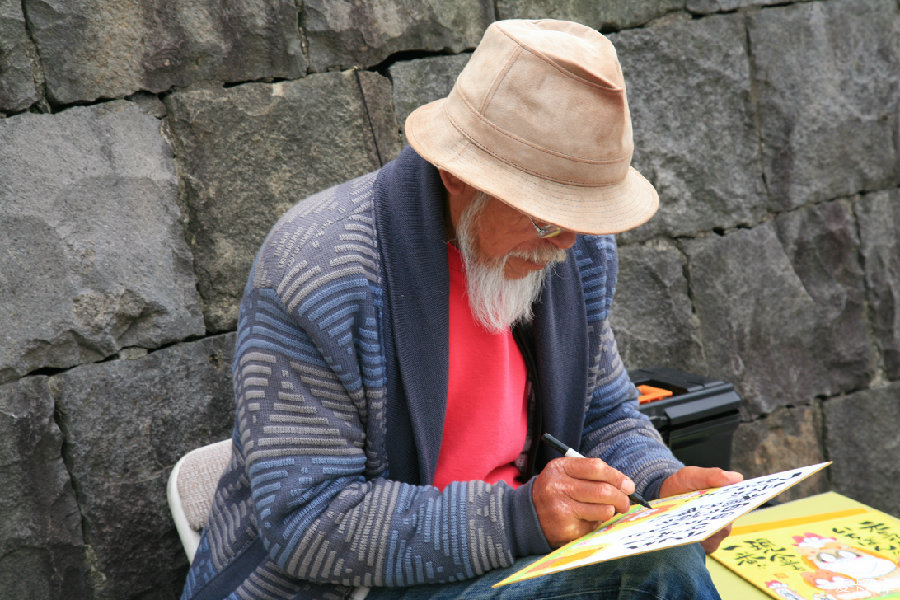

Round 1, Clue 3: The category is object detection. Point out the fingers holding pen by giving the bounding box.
[533,456,635,547]
[563,456,635,502]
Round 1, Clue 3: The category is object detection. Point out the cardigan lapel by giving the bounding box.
[373,147,591,484]
[528,249,590,471]
[374,147,450,484]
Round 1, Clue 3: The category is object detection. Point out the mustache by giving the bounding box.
[507,245,568,265]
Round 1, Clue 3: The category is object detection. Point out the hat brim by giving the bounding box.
[405,98,659,236]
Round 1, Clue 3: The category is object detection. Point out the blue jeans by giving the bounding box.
[366,543,720,599]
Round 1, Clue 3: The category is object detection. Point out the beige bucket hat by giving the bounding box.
[405,19,658,235]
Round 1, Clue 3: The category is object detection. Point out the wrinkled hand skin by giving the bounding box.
[659,466,745,553]
[532,457,636,548]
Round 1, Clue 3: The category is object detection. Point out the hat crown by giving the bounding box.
[491,20,625,93]
[447,19,634,185]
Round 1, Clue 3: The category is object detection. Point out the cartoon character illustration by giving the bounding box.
[801,569,866,599]
[793,533,900,599]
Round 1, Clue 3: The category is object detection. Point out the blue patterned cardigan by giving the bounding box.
[182,147,682,600]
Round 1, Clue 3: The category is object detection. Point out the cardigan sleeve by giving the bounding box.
[580,317,684,500]
[575,236,684,500]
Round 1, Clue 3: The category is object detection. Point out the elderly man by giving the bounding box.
[181,19,742,600]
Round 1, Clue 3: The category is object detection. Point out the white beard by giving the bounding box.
[455,192,568,333]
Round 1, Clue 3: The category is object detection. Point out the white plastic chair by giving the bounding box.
[167,439,232,562]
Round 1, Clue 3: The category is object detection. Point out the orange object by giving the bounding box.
[637,384,674,405]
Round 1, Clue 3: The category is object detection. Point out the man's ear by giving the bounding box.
[438,168,472,197]
[438,169,478,237]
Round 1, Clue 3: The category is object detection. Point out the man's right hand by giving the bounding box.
[532,457,635,547]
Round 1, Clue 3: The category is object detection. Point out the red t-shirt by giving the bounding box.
[432,244,529,491]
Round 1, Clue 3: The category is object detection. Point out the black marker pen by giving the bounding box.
[540,433,653,510]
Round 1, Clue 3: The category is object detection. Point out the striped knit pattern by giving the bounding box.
[575,237,682,500]
[184,172,514,600]
[182,162,682,600]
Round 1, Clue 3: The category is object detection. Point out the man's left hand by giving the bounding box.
[659,466,744,554]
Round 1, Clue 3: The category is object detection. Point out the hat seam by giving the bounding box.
[494,22,624,92]
[478,45,522,114]
[452,89,630,167]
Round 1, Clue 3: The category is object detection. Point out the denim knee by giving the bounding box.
[601,543,720,600]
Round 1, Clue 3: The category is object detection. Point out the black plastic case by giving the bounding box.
[630,367,742,470]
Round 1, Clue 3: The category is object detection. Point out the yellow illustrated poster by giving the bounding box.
[495,462,831,587]
[712,506,900,599]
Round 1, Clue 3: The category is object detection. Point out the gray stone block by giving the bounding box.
[611,242,704,374]
[25,0,305,105]
[0,376,88,599]
[684,224,832,417]
[357,70,404,165]
[775,200,875,392]
[730,404,827,503]
[165,73,400,331]
[390,53,469,132]
[0,0,39,112]
[686,0,799,12]
[0,102,205,385]
[856,190,900,379]
[611,14,767,240]
[825,382,900,516]
[304,0,491,72]
[496,0,683,30]
[749,0,900,211]
[52,334,236,600]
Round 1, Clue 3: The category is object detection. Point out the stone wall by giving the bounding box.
[1,0,898,598]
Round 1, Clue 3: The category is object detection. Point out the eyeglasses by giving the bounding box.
[528,216,563,239]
